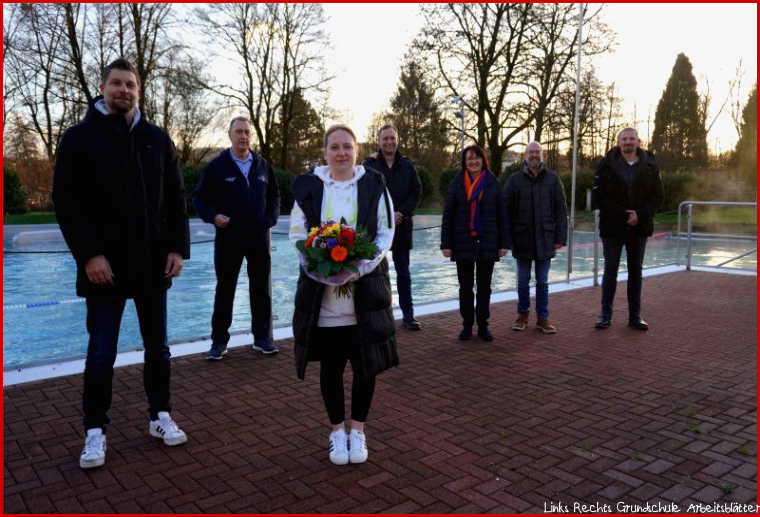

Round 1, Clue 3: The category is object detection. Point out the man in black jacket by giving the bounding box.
[592,128,664,330]
[363,124,422,330]
[53,58,191,469]
[503,142,567,334]
[193,117,281,358]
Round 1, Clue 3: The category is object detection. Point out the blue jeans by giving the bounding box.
[600,236,648,319]
[392,248,413,317]
[516,258,552,319]
[83,291,171,431]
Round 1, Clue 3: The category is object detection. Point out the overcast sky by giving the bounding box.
[321,3,757,152]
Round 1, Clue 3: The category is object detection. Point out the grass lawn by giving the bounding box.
[3,212,57,224]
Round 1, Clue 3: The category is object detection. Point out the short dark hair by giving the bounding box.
[229,116,252,132]
[461,144,490,173]
[377,123,398,139]
[101,58,140,87]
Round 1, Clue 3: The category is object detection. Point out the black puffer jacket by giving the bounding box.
[192,149,280,242]
[593,147,664,239]
[291,170,397,380]
[363,150,421,250]
[503,163,568,261]
[52,98,190,298]
[440,170,509,261]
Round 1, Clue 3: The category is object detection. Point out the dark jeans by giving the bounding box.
[600,235,648,319]
[212,237,272,345]
[317,326,376,425]
[83,291,170,431]
[516,258,552,318]
[392,248,413,317]
[455,260,495,329]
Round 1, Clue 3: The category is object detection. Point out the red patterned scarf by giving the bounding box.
[463,171,485,237]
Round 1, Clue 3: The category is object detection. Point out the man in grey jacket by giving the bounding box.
[503,141,567,334]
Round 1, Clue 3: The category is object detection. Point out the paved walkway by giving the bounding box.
[3,270,757,513]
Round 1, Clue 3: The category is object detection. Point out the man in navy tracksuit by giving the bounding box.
[193,117,280,359]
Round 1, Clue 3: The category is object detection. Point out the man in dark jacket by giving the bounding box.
[363,124,422,330]
[53,58,191,469]
[592,128,664,330]
[193,117,280,358]
[504,141,567,334]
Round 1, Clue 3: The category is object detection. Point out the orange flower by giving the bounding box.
[304,235,316,248]
[330,245,348,262]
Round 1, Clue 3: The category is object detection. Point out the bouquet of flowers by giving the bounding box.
[295,217,380,298]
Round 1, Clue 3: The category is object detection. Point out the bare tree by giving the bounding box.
[195,3,332,164]
[4,3,77,162]
[414,3,614,171]
[524,4,614,143]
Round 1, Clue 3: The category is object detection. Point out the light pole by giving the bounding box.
[451,96,464,153]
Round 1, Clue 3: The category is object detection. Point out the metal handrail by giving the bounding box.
[676,201,757,270]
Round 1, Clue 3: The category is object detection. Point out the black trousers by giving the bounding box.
[211,236,272,345]
[600,235,648,319]
[317,326,376,425]
[455,260,496,328]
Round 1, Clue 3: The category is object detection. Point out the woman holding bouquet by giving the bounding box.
[441,144,509,342]
[290,124,396,465]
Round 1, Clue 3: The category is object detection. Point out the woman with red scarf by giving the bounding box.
[441,144,509,341]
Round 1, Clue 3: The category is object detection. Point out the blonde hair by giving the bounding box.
[323,124,357,148]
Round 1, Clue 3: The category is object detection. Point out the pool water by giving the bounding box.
[3,216,756,368]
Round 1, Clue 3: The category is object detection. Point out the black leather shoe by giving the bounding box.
[402,316,422,330]
[477,328,493,341]
[459,327,472,341]
[595,315,612,329]
[628,316,649,330]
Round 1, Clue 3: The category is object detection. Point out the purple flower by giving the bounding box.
[326,238,339,250]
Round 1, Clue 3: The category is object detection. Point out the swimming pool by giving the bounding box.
[3,216,756,368]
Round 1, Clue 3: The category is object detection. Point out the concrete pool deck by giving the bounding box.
[3,268,757,513]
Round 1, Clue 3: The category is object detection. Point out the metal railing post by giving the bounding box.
[593,209,600,286]
[686,203,693,271]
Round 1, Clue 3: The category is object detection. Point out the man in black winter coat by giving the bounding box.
[503,141,567,334]
[363,124,422,330]
[53,58,191,469]
[592,128,664,331]
[193,117,281,358]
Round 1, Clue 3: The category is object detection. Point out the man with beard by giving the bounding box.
[53,58,191,469]
[503,141,567,334]
[592,128,664,330]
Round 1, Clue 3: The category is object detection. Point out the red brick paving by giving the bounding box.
[3,271,757,513]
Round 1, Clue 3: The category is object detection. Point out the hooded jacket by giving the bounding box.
[52,97,190,298]
[290,166,397,380]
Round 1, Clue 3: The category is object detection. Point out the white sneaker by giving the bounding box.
[328,429,349,465]
[348,429,368,464]
[149,411,188,446]
[80,428,106,469]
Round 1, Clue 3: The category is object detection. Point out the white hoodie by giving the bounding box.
[290,165,395,327]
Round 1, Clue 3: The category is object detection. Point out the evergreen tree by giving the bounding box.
[270,88,324,173]
[733,83,757,185]
[387,60,453,176]
[3,166,28,215]
[651,53,708,171]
